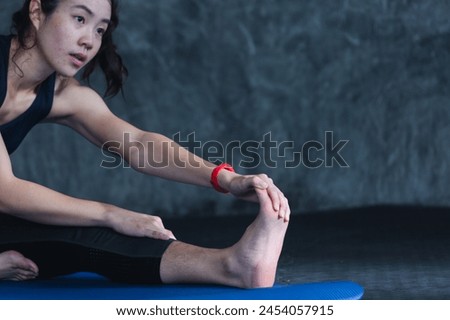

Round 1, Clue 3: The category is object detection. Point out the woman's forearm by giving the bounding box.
[0,176,110,227]
[0,176,175,240]
[128,131,238,189]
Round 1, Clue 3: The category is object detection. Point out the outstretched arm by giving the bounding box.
[50,82,290,221]
[0,134,175,240]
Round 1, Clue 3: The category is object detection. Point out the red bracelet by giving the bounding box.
[210,163,235,193]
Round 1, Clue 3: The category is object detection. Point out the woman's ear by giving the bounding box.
[29,0,43,31]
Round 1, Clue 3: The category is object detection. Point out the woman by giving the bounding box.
[0,0,290,287]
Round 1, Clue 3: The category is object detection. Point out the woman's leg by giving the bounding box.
[3,240,170,283]
[0,191,288,287]
[160,192,289,288]
[0,214,173,284]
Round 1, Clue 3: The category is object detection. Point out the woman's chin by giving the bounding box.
[56,68,79,79]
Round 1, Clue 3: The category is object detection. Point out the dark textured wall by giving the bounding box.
[1,0,449,217]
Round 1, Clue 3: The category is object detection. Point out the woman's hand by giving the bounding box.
[223,173,291,222]
[104,206,176,240]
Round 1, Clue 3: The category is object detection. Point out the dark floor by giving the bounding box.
[166,206,450,300]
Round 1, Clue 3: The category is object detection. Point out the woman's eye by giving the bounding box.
[97,28,105,36]
[75,16,85,24]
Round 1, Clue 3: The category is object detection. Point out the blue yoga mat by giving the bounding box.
[0,272,364,300]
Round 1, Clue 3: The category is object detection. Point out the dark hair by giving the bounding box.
[11,0,128,98]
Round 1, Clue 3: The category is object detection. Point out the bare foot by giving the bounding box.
[227,188,289,288]
[0,251,39,281]
[159,189,289,288]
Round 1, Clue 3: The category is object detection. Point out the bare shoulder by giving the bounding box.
[45,75,140,148]
[47,75,109,123]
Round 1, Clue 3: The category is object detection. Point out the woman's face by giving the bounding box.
[33,0,112,77]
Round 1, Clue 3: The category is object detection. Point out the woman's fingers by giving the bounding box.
[111,211,177,241]
[144,216,176,240]
[281,196,291,222]
[254,175,291,222]
[254,174,290,220]
[153,229,176,241]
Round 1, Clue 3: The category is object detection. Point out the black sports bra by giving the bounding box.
[0,35,56,154]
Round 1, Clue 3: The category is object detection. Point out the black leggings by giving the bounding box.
[0,214,174,284]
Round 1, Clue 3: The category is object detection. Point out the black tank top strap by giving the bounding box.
[0,34,56,154]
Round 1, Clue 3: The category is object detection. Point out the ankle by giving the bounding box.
[223,247,276,289]
[221,248,250,288]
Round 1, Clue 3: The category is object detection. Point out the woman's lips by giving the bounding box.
[69,53,87,68]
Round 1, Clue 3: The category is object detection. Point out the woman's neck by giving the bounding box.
[8,36,55,95]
